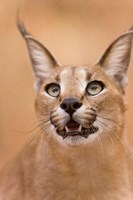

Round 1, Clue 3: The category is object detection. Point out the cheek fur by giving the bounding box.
[94,92,125,134]
[97,93,124,114]
[35,94,59,117]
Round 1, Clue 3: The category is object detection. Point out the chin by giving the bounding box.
[54,130,100,147]
[63,135,87,146]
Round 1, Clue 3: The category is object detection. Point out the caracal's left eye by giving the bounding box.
[46,83,60,97]
[86,81,104,96]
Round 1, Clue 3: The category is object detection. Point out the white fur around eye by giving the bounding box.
[41,91,57,100]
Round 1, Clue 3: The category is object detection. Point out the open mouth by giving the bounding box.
[57,120,98,139]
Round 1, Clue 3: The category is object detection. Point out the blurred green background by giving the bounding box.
[1,0,133,169]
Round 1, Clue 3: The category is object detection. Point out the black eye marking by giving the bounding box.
[55,75,60,82]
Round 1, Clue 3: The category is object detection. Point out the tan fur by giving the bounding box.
[0,24,133,199]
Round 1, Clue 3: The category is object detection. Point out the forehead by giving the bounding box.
[59,66,91,81]
[58,66,93,93]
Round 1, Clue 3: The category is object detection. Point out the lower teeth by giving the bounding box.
[57,126,98,138]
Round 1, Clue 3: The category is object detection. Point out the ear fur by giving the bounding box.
[96,29,133,91]
[17,19,60,91]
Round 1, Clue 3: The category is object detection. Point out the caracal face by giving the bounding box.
[35,65,124,146]
[17,21,133,146]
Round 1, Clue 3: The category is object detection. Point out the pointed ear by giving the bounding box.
[96,30,133,92]
[17,20,60,91]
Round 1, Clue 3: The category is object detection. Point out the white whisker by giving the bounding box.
[97,134,104,163]
[96,117,129,156]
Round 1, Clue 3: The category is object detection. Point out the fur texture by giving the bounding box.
[0,23,133,200]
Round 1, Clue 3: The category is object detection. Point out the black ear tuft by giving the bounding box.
[16,14,30,38]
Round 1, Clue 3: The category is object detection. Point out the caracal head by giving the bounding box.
[17,21,133,146]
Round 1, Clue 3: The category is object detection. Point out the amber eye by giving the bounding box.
[46,83,60,97]
[86,81,104,96]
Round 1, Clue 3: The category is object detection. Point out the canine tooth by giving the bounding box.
[78,125,82,132]
[65,126,69,133]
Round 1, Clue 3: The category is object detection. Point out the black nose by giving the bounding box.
[60,98,82,115]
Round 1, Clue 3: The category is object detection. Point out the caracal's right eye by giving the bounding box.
[45,83,60,97]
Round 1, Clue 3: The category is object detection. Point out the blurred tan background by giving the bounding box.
[1,0,133,170]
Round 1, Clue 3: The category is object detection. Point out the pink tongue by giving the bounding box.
[66,120,80,131]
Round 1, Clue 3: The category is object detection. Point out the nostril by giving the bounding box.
[73,102,82,110]
[60,103,68,110]
[60,98,82,114]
